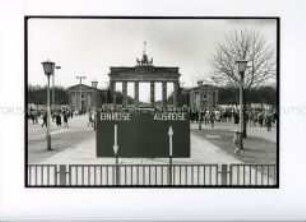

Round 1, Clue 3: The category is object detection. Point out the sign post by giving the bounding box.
[113,124,120,185]
[168,126,173,185]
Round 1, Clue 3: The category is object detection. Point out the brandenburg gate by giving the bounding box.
[108,50,181,107]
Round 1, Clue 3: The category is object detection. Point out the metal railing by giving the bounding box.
[27,163,277,187]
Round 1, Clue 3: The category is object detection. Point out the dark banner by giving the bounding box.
[96,111,190,158]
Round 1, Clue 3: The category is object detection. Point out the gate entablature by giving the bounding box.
[108,49,181,107]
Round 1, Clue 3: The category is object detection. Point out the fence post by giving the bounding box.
[115,155,120,186]
[221,164,228,186]
[168,157,173,186]
[59,165,67,186]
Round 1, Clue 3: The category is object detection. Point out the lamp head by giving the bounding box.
[41,60,55,76]
[236,60,248,74]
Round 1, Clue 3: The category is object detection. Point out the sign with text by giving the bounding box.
[96,111,190,158]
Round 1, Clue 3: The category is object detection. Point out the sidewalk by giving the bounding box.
[28,115,89,135]
[39,128,242,165]
[30,123,275,185]
[30,132,275,186]
[190,121,277,142]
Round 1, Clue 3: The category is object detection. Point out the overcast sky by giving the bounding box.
[28,18,277,90]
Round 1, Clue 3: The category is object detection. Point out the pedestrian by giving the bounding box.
[88,111,94,128]
[63,112,69,128]
[258,112,264,127]
[234,111,239,124]
[56,113,62,127]
[41,112,47,128]
[265,113,272,132]
[209,111,215,128]
[30,113,35,124]
[34,113,38,124]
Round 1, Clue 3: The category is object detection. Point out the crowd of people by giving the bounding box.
[28,109,73,128]
[188,108,277,131]
[28,105,277,133]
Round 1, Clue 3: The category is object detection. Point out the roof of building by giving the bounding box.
[185,84,217,92]
[108,50,180,76]
[67,84,107,92]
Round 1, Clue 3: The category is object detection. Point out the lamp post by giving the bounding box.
[235,60,248,152]
[52,65,61,112]
[76,75,86,113]
[168,126,173,185]
[91,81,98,130]
[42,60,55,151]
[91,81,98,108]
[197,80,203,130]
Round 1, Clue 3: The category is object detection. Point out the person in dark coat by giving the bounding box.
[265,113,272,132]
[56,113,62,127]
[234,111,239,124]
[63,112,69,128]
[41,112,47,128]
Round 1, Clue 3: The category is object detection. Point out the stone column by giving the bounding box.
[214,90,218,107]
[162,81,167,108]
[199,89,203,111]
[110,81,116,105]
[74,91,77,110]
[134,81,139,106]
[122,81,128,107]
[173,81,179,107]
[150,81,155,106]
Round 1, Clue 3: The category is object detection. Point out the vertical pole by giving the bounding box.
[150,81,155,106]
[198,111,202,131]
[169,156,172,186]
[93,88,97,130]
[115,154,119,186]
[47,75,51,151]
[173,81,179,107]
[162,81,167,109]
[111,81,116,106]
[123,81,127,107]
[221,164,228,185]
[113,123,120,186]
[134,81,139,106]
[168,126,173,185]
[239,72,244,150]
[79,84,82,112]
[59,165,67,186]
[52,74,55,112]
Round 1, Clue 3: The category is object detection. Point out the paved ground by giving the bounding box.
[28,117,276,165]
[27,117,277,185]
[190,121,277,142]
[27,115,94,163]
[190,121,277,164]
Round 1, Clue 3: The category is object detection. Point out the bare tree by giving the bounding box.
[212,29,276,137]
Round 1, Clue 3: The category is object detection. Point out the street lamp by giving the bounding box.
[42,60,55,151]
[91,81,98,130]
[235,59,248,153]
[52,65,61,112]
[76,75,86,113]
[91,80,98,109]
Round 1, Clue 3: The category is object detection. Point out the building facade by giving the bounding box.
[67,84,107,112]
[188,83,218,111]
[108,51,181,108]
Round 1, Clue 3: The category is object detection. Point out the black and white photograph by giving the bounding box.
[2,0,306,220]
[25,17,279,187]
